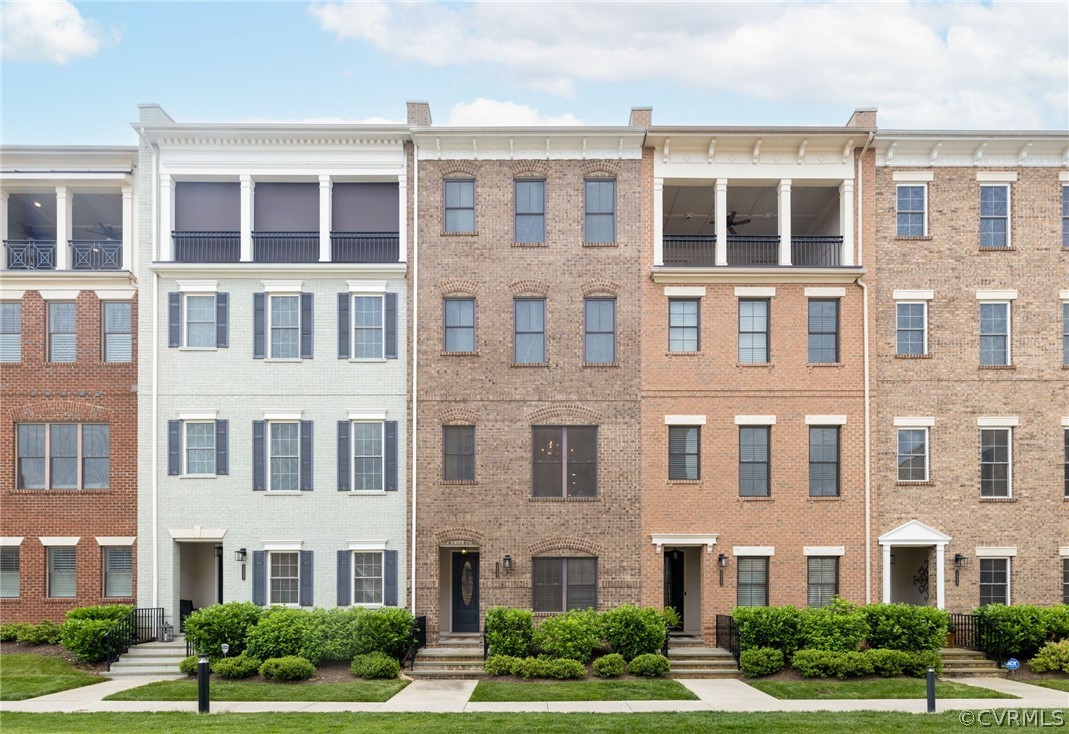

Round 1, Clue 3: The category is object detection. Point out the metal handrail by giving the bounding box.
[104,607,164,671]
[715,614,740,661]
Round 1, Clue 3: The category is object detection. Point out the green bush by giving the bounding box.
[791,649,872,679]
[739,647,784,677]
[184,602,263,659]
[498,656,586,680]
[601,605,667,661]
[353,607,416,660]
[627,653,670,677]
[1029,640,1069,674]
[662,606,681,631]
[733,606,804,656]
[867,648,911,677]
[259,655,316,682]
[247,607,326,666]
[902,650,942,677]
[799,598,869,652]
[211,653,262,679]
[484,654,516,676]
[544,657,586,679]
[313,607,362,663]
[534,610,602,663]
[178,655,200,676]
[64,605,133,623]
[19,621,63,646]
[862,604,949,652]
[1044,605,1069,641]
[59,619,113,662]
[509,656,543,680]
[975,605,1050,661]
[0,623,30,642]
[593,653,625,677]
[484,607,534,658]
[350,651,401,679]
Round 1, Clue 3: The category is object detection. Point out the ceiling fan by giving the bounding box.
[85,222,120,240]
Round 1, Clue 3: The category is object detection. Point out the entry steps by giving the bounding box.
[667,645,741,678]
[410,633,486,679]
[939,648,1008,677]
[107,635,189,679]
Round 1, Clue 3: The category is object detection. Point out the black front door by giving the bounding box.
[663,549,685,629]
[451,552,480,633]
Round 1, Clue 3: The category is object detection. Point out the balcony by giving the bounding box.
[252,232,318,263]
[4,240,56,270]
[4,191,128,271]
[71,241,123,270]
[331,232,400,263]
[173,232,240,263]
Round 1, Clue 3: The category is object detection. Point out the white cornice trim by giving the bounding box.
[95,536,136,546]
[804,546,845,556]
[735,286,776,297]
[665,415,707,425]
[150,263,407,279]
[176,279,218,294]
[977,416,1019,427]
[664,286,706,297]
[806,415,847,426]
[40,536,80,546]
[735,415,776,426]
[651,267,865,285]
[263,541,303,551]
[348,541,388,551]
[804,287,845,298]
[650,534,718,554]
[976,289,1017,301]
[894,417,935,427]
[893,289,934,301]
[0,537,24,546]
[733,546,774,556]
[0,270,136,292]
[975,546,1017,557]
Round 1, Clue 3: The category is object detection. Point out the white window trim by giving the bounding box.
[95,537,135,546]
[895,183,928,237]
[895,300,929,356]
[40,537,80,546]
[979,426,1013,498]
[348,411,387,421]
[978,183,1012,248]
[261,280,302,294]
[804,546,845,556]
[977,417,1019,427]
[976,290,1018,301]
[975,546,1018,557]
[893,290,934,301]
[182,292,217,350]
[1059,547,1069,558]
[665,286,706,297]
[735,286,775,297]
[95,289,136,301]
[894,417,935,428]
[350,549,385,607]
[266,420,301,493]
[267,549,301,607]
[893,171,934,183]
[805,287,845,298]
[665,415,707,426]
[805,415,846,426]
[39,290,81,301]
[351,420,385,493]
[264,411,302,421]
[976,172,1018,183]
[102,546,133,598]
[733,546,774,556]
[896,427,930,483]
[350,293,386,361]
[176,280,218,294]
[735,415,776,426]
[0,537,24,546]
[978,556,1012,605]
[347,280,388,294]
[348,541,388,551]
[266,292,302,360]
[182,420,217,477]
[263,541,303,551]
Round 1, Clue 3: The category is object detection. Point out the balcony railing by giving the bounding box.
[5,240,56,270]
[173,231,240,263]
[727,235,780,267]
[331,232,400,263]
[663,234,716,266]
[661,234,846,268]
[252,232,319,263]
[791,236,843,267]
[71,241,122,270]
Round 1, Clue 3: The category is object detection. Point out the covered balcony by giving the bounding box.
[3,191,127,271]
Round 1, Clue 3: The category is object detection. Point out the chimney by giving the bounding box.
[846,108,877,128]
[407,101,432,127]
[629,107,652,127]
[138,104,174,124]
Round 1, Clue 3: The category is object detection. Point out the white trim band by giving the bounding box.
[735,415,776,426]
[893,289,934,301]
[261,280,303,294]
[349,411,388,421]
[976,171,1018,182]
[894,416,935,427]
[95,536,136,546]
[804,287,845,298]
[348,541,388,551]
[0,537,25,546]
[975,547,1017,557]
[176,280,218,294]
[733,546,774,556]
[665,415,707,426]
[95,289,136,301]
[804,546,845,556]
[38,290,81,301]
[178,411,218,421]
[735,286,775,297]
[263,541,303,551]
[347,280,388,294]
[976,289,1017,301]
[977,416,1019,427]
[264,411,302,421]
[893,171,934,182]
[40,537,79,546]
[665,286,706,297]
[1060,547,1069,558]
[805,415,847,426]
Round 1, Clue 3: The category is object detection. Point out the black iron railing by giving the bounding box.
[173,231,240,263]
[949,612,1004,664]
[331,232,400,263]
[663,234,717,266]
[71,241,122,270]
[402,615,427,670]
[726,235,780,267]
[482,624,489,660]
[104,607,164,671]
[791,236,843,267]
[5,240,57,270]
[252,232,319,263]
[716,614,740,661]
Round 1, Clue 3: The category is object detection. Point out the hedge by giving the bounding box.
[484,606,533,658]
[211,653,262,679]
[593,653,625,677]
[739,647,784,677]
[733,606,804,656]
[975,604,1052,661]
[259,655,316,681]
[60,606,135,663]
[350,651,401,679]
[627,653,671,677]
[352,607,416,660]
[534,609,602,663]
[1029,640,1069,674]
[246,607,326,665]
[601,605,667,661]
[184,602,264,659]
[792,649,941,679]
[798,598,868,652]
[484,655,585,679]
[863,604,948,652]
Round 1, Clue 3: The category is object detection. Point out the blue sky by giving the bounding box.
[2,1,1066,145]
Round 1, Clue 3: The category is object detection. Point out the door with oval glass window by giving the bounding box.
[451,552,480,633]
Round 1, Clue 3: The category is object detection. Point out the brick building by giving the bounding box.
[0,146,139,622]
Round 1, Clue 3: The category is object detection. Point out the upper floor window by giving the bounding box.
[444,178,475,233]
[668,426,699,481]
[1064,429,1068,498]
[168,419,228,477]
[514,298,546,364]
[584,298,616,364]
[102,302,132,363]
[668,299,699,353]
[584,179,615,244]
[979,302,1010,366]
[47,547,77,598]
[444,298,475,353]
[979,184,1009,248]
[532,426,597,498]
[532,557,597,612]
[1063,302,1068,367]
[0,302,21,362]
[807,557,839,608]
[979,558,1009,605]
[896,302,927,356]
[980,428,1011,498]
[253,292,311,360]
[103,547,133,598]
[270,295,300,358]
[737,557,769,607]
[338,292,397,360]
[354,295,383,359]
[168,292,228,349]
[808,299,839,363]
[0,547,19,598]
[739,426,770,497]
[48,302,76,363]
[897,428,929,482]
[352,422,384,491]
[738,299,769,363]
[896,185,927,237]
[252,420,312,491]
[809,427,840,497]
[1063,558,1069,604]
[515,179,545,244]
[17,423,109,489]
[1062,186,1068,248]
[443,425,475,482]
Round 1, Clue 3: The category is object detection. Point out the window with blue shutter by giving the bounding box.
[167,420,181,476]
[384,421,398,491]
[337,293,350,359]
[168,293,181,348]
[299,550,314,607]
[253,293,266,359]
[215,420,229,476]
[252,420,266,490]
[299,420,313,490]
[300,292,313,359]
[384,292,397,359]
[336,551,351,606]
[337,421,351,490]
[384,550,398,606]
[216,293,229,348]
[252,551,266,605]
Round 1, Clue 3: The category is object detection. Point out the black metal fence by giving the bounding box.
[173,232,240,263]
[71,241,123,270]
[716,614,740,661]
[663,234,717,266]
[949,612,1005,664]
[726,235,780,266]
[104,607,164,671]
[252,232,319,263]
[791,236,843,267]
[332,232,400,263]
[403,615,427,670]
[4,240,56,270]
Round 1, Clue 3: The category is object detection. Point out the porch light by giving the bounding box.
[234,548,247,563]
[954,553,967,568]
[502,555,512,570]
[718,553,729,568]
[460,547,468,555]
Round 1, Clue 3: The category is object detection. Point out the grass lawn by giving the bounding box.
[747,678,1018,700]
[104,678,408,702]
[1025,679,1069,692]
[0,654,103,702]
[470,678,697,702]
[0,711,998,734]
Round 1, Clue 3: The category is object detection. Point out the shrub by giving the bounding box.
[178,655,200,676]
[799,598,869,652]
[247,607,325,666]
[20,621,63,646]
[353,607,416,660]
[739,647,784,677]
[534,610,602,663]
[211,653,262,679]
[184,602,263,659]
[902,650,942,677]
[350,651,401,679]
[791,650,872,679]
[0,623,30,642]
[510,656,543,680]
[484,654,517,676]
[544,658,586,679]
[314,607,362,663]
[662,606,681,631]
[593,653,625,678]
[868,648,911,677]
[627,653,671,677]
[59,619,112,662]
[733,606,804,656]
[975,605,1050,661]
[1044,605,1069,642]
[1029,640,1069,674]
[484,607,534,658]
[65,605,133,623]
[259,655,315,682]
[862,604,949,652]
[602,605,667,661]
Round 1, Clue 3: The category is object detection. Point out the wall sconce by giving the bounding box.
[214,546,223,558]
[460,547,468,556]
[890,553,896,566]
[503,555,512,570]
[954,553,967,587]
[234,548,247,563]
[718,553,728,586]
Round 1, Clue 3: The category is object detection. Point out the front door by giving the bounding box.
[451,552,480,633]
[663,549,685,629]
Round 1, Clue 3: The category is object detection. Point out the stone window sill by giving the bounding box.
[511,242,548,248]
[44,597,77,603]
[740,496,773,502]
[530,495,599,502]
[441,231,478,237]
[101,597,135,603]
[896,481,934,486]
[808,495,843,501]
[667,479,701,485]
[807,362,843,368]
[666,351,703,357]
[582,242,618,248]
[979,496,1016,503]
[895,354,931,359]
[738,362,773,368]
[441,480,478,486]
[895,236,933,241]
[10,488,110,494]
[979,364,1015,370]
[582,362,619,368]
[978,246,1016,252]
[511,362,548,368]
[441,351,479,357]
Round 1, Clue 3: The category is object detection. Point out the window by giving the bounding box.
[269,295,299,358]
[0,302,21,362]
[185,422,216,475]
[1063,186,1069,248]
[808,299,839,363]
[532,426,597,497]
[1063,558,1068,604]
[103,547,132,598]
[185,294,217,348]
[809,427,840,497]
[979,558,1009,605]
[47,547,76,598]
[897,428,929,482]
[532,557,597,612]
[584,179,615,244]
[48,302,76,362]
[353,295,383,359]
[668,426,700,481]
[0,547,19,598]
[515,179,545,244]
[16,423,109,489]
[979,185,1009,248]
[444,178,475,233]
[584,298,616,364]
[443,425,475,482]
[668,299,699,352]
[739,427,770,497]
[896,302,927,356]
[101,302,132,363]
[1063,302,1068,366]
[737,557,769,607]
[980,428,1011,498]
[738,299,769,363]
[979,302,1010,366]
[269,551,299,605]
[807,557,839,608]
[269,422,300,491]
[444,298,475,353]
[352,551,383,605]
[514,298,546,364]
[896,185,926,237]
[353,422,384,490]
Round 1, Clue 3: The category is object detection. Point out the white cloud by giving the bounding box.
[309,0,1068,129]
[1,0,119,64]
[446,99,582,126]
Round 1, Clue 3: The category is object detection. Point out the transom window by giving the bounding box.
[668,299,699,352]
[737,557,769,607]
[48,302,76,363]
[352,551,383,605]
[979,558,1009,605]
[807,557,838,608]
[514,298,546,364]
[533,557,597,612]
[269,422,300,491]
[584,179,615,244]
[739,427,770,497]
[896,302,927,356]
[668,426,700,481]
[584,298,616,364]
[0,302,20,363]
[17,423,109,489]
[0,547,19,598]
[979,185,1009,248]
[48,547,77,598]
[738,299,769,363]
[444,178,475,233]
[979,302,1010,366]
[185,422,216,475]
[532,426,597,498]
[353,295,384,359]
[515,179,545,244]
[809,427,840,497]
[269,551,299,605]
[185,295,216,348]
[103,547,133,598]
[980,428,1011,498]
[897,428,929,482]
[269,295,300,358]
[896,185,926,237]
[808,299,839,363]
[444,298,475,353]
[443,425,475,482]
[352,422,384,491]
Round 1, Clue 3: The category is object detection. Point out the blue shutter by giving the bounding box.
[383,550,398,607]
[337,421,350,491]
[252,551,266,606]
[384,292,398,359]
[252,420,266,491]
[215,420,229,476]
[299,550,314,607]
[337,293,350,359]
[167,420,181,475]
[215,292,229,348]
[337,551,351,606]
[300,292,313,359]
[253,293,265,359]
[168,292,181,348]
[299,420,313,491]
[384,421,398,491]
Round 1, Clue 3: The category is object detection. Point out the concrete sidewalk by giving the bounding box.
[2,676,1066,714]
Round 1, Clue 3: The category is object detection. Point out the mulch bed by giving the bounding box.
[0,642,109,675]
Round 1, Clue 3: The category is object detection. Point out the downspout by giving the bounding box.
[856,130,874,604]
[142,129,161,609]
[410,144,419,615]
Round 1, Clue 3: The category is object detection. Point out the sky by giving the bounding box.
[1,0,1067,145]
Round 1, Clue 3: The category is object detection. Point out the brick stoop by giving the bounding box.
[939,648,1008,678]
[668,646,741,679]
[409,646,486,680]
[107,635,189,679]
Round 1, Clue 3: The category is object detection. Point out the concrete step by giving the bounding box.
[667,647,735,659]
[941,649,991,658]
[412,660,487,671]
[408,669,485,680]
[127,642,189,653]
[107,665,187,678]
[416,648,484,662]
[668,659,740,670]
[670,668,742,679]
[111,655,187,666]
[942,668,1009,677]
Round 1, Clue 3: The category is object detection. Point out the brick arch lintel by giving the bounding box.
[509,161,551,177]
[9,399,110,423]
[507,279,551,297]
[438,278,481,297]
[528,536,603,558]
[441,161,479,177]
[434,527,486,547]
[438,407,478,425]
[579,161,620,177]
[527,404,603,425]
[579,279,621,297]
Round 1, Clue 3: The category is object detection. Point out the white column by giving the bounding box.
[777,179,792,266]
[839,179,855,266]
[715,178,728,266]
[882,545,892,603]
[397,172,407,263]
[653,177,664,266]
[319,175,332,263]
[158,174,174,261]
[240,175,254,263]
[0,192,8,271]
[935,544,946,610]
[121,185,133,271]
[55,186,72,270]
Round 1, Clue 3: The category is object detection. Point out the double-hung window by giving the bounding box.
[354,295,384,359]
[808,299,839,363]
[444,298,475,353]
[979,558,1009,605]
[254,290,311,360]
[739,426,770,497]
[103,547,133,598]
[185,295,216,348]
[896,185,927,237]
[584,297,615,364]
[1063,558,1069,604]
[0,547,19,598]
[668,426,700,481]
[515,179,545,244]
[807,557,838,608]
[737,557,769,607]
[443,425,475,482]
[532,557,597,612]
[48,302,76,362]
[269,422,301,491]
[444,178,475,233]
[738,299,769,363]
[352,551,384,605]
[338,290,396,361]
[896,427,929,482]
[269,295,300,358]
[167,418,227,477]
[532,426,597,497]
[17,423,109,489]
[979,185,1009,248]
[1,301,22,362]
[668,299,699,352]
[47,547,76,598]
[979,302,1010,366]
[584,179,615,244]
[896,302,927,356]
[1064,428,1068,498]
[514,298,546,364]
[1063,186,1069,248]
[808,427,840,497]
[980,427,1012,498]
[102,302,132,363]
[186,422,216,475]
[1062,302,1068,367]
[352,422,384,491]
[269,551,300,605]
